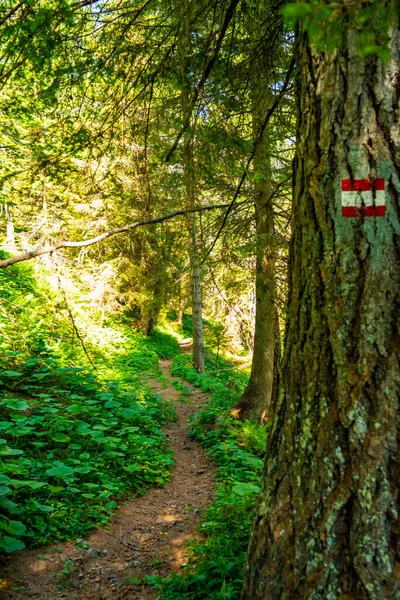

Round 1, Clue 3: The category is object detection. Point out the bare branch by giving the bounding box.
[0,203,230,269]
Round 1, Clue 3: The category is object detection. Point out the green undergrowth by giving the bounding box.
[152,354,267,600]
[0,258,178,555]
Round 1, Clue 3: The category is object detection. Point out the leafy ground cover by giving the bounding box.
[0,252,264,600]
[0,259,179,555]
[151,353,268,600]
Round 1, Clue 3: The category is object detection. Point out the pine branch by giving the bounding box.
[201,55,296,262]
[165,0,242,162]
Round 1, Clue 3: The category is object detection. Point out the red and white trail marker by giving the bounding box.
[341,178,386,217]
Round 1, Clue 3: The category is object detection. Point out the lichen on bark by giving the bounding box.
[241,3,400,599]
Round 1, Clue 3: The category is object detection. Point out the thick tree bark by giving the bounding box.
[242,6,400,600]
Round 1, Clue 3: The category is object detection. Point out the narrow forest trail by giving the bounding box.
[0,359,215,600]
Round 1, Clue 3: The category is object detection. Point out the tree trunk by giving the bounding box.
[242,7,400,600]
[177,273,189,326]
[141,229,172,336]
[190,223,205,372]
[233,67,279,420]
[179,0,205,373]
[142,269,166,336]
[232,167,278,421]
[4,203,15,252]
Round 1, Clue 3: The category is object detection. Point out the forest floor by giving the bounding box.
[0,358,216,600]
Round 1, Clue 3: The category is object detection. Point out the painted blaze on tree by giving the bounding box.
[242,3,400,600]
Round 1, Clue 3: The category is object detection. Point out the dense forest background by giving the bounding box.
[0,1,399,599]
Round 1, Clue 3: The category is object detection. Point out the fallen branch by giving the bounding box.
[0,203,230,269]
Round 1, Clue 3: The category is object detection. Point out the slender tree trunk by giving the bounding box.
[242,6,400,599]
[179,0,205,372]
[4,203,15,251]
[177,272,189,326]
[141,229,173,336]
[190,218,205,371]
[142,267,166,336]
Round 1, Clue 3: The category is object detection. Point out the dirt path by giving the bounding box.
[0,359,215,600]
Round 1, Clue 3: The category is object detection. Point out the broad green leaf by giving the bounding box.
[104,400,121,409]
[66,404,84,414]
[75,466,91,474]
[3,520,26,536]
[231,482,260,497]
[48,485,64,493]
[123,464,140,473]
[0,496,19,513]
[0,485,12,496]
[4,400,29,411]
[0,536,25,553]
[10,426,33,437]
[26,358,40,366]
[51,433,70,443]
[0,447,24,456]
[9,480,46,490]
[45,465,75,478]
[0,422,13,430]
[10,413,27,422]
[32,502,53,513]
[98,392,114,401]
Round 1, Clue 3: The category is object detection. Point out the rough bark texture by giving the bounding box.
[185,124,205,373]
[242,7,400,600]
